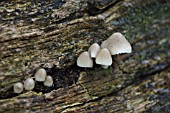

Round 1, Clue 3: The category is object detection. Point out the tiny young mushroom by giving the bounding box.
[44,76,53,87]
[13,82,24,93]
[95,48,112,69]
[88,43,100,58]
[101,32,132,55]
[77,51,93,68]
[34,68,47,82]
[24,78,35,90]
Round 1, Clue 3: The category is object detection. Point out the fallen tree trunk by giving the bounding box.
[0,0,170,112]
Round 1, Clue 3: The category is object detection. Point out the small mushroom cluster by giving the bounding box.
[13,68,53,94]
[77,32,132,69]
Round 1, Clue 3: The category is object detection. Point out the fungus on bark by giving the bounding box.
[13,82,23,93]
[44,76,53,87]
[95,48,112,69]
[24,78,35,90]
[101,32,132,55]
[88,43,100,58]
[34,68,47,82]
[77,51,93,68]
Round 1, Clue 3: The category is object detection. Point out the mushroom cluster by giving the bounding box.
[77,32,132,69]
[13,68,53,94]
[34,68,53,87]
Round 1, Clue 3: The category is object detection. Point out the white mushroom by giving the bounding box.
[13,82,23,93]
[34,68,47,82]
[24,78,35,90]
[101,32,132,55]
[88,43,100,58]
[95,48,112,69]
[44,76,53,87]
[77,51,93,68]
[101,40,108,49]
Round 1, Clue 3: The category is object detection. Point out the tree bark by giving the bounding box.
[0,0,170,112]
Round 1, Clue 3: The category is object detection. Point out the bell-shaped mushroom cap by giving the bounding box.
[95,48,112,66]
[44,76,53,87]
[88,43,100,58]
[101,40,108,49]
[104,32,132,55]
[24,78,35,90]
[77,51,93,68]
[13,82,23,93]
[34,68,47,82]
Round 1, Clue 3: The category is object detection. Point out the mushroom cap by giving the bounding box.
[34,68,47,82]
[88,43,100,58]
[77,51,93,68]
[13,82,23,93]
[24,78,35,90]
[101,32,132,55]
[101,40,108,49]
[44,76,53,87]
[95,48,112,66]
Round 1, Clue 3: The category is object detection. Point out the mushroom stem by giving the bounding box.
[101,65,109,69]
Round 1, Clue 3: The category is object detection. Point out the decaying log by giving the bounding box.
[0,0,170,112]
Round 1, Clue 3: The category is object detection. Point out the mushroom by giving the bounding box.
[13,82,23,93]
[100,40,108,49]
[34,68,47,82]
[101,32,132,55]
[95,48,112,69]
[77,51,93,68]
[24,78,35,90]
[44,76,53,87]
[88,43,100,58]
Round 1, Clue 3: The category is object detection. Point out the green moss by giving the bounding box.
[0,78,19,88]
[119,1,170,61]
[120,0,170,41]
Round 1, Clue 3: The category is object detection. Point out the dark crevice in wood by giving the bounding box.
[61,93,104,112]
[33,64,80,93]
[87,0,122,16]
[0,63,81,99]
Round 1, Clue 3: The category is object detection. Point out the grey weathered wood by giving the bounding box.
[0,0,170,112]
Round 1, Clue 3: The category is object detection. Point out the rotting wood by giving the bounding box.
[0,0,170,112]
